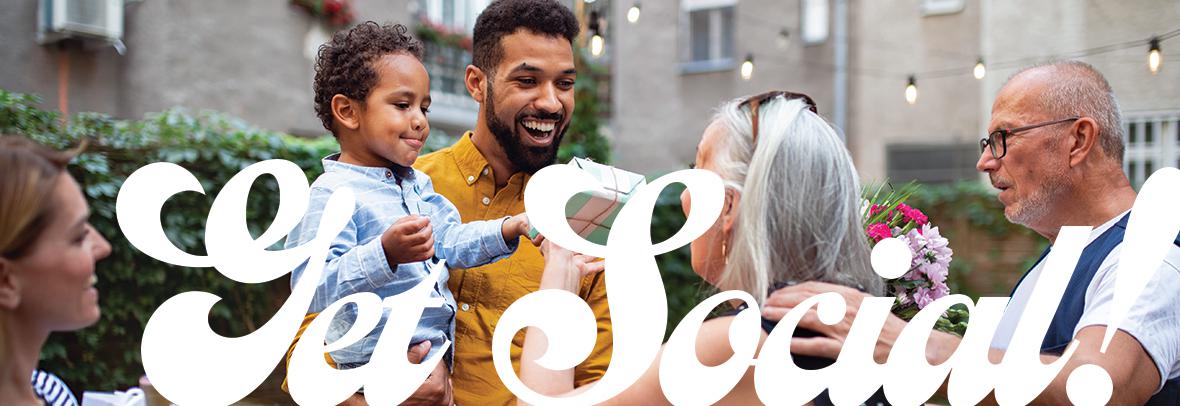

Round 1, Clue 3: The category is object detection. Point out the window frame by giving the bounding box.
[800,0,830,46]
[679,0,737,74]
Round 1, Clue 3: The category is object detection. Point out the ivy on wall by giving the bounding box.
[2,89,337,391]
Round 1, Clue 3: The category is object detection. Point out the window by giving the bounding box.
[681,0,735,72]
[886,143,980,184]
[418,0,485,96]
[920,0,966,16]
[1123,112,1180,189]
[419,0,484,32]
[800,0,829,45]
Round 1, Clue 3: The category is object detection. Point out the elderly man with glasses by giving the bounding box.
[761,60,1180,404]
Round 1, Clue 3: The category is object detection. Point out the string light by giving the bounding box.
[1149,37,1161,74]
[973,57,986,79]
[588,10,604,57]
[905,75,918,104]
[741,54,754,80]
[627,2,641,24]
[590,33,605,56]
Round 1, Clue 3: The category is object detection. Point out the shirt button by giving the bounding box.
[481,196,491,205]
[466,175,475,183]
[461,303,471,311]
[482,167,489,176]
[385,170,393,179]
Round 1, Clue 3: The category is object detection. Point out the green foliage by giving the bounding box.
[907,180,1046,298]
[907,180,1038,238]
[1,89,337,392]
[558,49,613,164]
[649,183,710,340]
[2,86,617,393]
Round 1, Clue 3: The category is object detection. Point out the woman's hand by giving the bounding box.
[537,239,604,293]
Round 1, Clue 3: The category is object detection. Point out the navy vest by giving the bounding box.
[1012,213,1180,404]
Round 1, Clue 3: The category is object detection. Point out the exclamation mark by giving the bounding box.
[1065,168,1180,405]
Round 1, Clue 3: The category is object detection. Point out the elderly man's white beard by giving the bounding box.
[1004,167,1071,228]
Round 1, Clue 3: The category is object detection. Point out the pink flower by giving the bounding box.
[930,280,950,300]
[913,286,936,309]
[906,208,929,226]
[870,204,886,216]
[324,0,342,14]
[867,223,892,242]
[893,285,911,305]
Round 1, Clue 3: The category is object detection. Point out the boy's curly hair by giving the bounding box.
[313,22,424,134]
[472,0,578,76]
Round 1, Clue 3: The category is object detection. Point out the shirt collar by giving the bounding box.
[452,132,534,187]
[452,132,491,186]
[322,152,415,183]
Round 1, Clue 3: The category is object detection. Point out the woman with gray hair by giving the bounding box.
[520,91,887,404]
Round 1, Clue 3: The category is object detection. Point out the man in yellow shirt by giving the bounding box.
[412,1,612,404]
[283,1,611,404]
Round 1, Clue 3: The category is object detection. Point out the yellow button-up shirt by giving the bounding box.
[414,133,613,405]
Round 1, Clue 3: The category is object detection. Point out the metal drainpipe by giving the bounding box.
[833,0,848,143]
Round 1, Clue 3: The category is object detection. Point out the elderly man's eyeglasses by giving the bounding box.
[739,90,817,146]
[979,116,1080,159]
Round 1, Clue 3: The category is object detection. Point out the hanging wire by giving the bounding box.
[731,7,1180,83]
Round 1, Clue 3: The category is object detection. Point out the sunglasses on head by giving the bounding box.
[738,91,818,145]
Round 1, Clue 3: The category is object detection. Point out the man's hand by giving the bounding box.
[334,341,452,406]
[502,213,533,244]
[382,215,435,265]
[401,341,453,406]
[762,281,911,364]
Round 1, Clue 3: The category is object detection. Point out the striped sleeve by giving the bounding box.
[31,370,79,406]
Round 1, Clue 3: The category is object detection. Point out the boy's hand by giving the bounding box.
[382,215,435,265]
[502,213,537,245]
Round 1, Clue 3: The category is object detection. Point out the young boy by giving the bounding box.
[286,22,531,371]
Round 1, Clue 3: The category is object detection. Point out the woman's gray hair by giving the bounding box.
[709,96,884,304]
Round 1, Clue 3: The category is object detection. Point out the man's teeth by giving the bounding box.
[523,120,555,133]
[89,274,97,286]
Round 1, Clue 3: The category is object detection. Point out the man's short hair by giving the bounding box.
[471,0,579,76]
[313,22,424,135]
[1008,60,1126,162]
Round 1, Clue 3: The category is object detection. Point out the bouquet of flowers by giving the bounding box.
[863,183,968,335]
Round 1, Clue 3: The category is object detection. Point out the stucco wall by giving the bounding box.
[610,0,838,176]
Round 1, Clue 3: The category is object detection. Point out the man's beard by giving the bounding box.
[998,168,1070,227]
[484,83,566,174]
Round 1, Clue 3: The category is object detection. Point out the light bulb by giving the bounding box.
[627,3,641,23]
[740,54,754,80]
[1149,37,1161,74]
[590,34,604,57]
[905,76,918,105]
[973,58,986,80]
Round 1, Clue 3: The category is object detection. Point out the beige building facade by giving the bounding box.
[606,0,1180,184]
[3,0,1177,183]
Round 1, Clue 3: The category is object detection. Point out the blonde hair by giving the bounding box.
[0,135,78,259]
[709,96,884,304]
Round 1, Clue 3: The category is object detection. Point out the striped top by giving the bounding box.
[31,369,78,406]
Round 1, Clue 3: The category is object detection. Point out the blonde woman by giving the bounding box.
[520,92,888,404]
[0,136,111,406]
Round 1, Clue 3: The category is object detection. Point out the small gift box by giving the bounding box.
[529,157,647,245]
